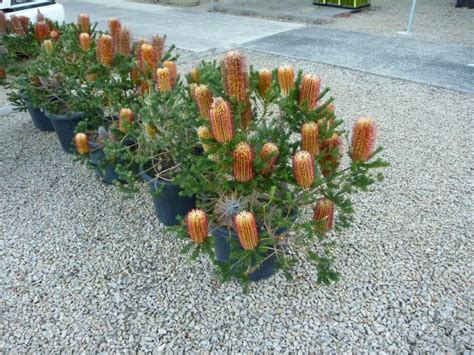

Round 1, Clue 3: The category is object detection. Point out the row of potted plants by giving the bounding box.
[1,11,388,290]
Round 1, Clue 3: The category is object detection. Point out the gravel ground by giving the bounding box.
[323,0,474,46]
[1,49,473,352]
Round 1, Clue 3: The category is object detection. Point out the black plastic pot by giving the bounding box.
[89,141,126,185]
[139,165,196,226]
[19,91,54,131]
[213,225,289,282]
[45,111,85,153]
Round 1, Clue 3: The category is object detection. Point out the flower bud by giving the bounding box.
[197,126,214,152]
[223,50,249,102]
[191,67,200,84]
[156,67,172,93]
[350,117,377,162]
[97,35,114,67]
[186,209,209,244]
[320,133,342,177]
[234,211,259,250]
[43,39,54,54]
[50,30,60,41]
[74,133,90,155]
[259,142,279,175]
[233,142,254,183]
[298,74,320,111]
[209,97,234,144]
[118,108,134,132]
[293,150,314,188]
[85,73,97,82]
[277,65,294,96]
[258,69,272,97]
[163,60,177,85]
[78,13,90,33]
[301,121,319,157]
[79,32,90,52]
[118,26,131,56]
[144,122,157,139]
[313,199,335,232]
[34,21,50,41]
[194,85,213,120]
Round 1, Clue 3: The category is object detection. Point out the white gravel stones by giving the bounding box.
[1,50,473,352]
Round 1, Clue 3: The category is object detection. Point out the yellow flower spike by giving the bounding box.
[78,13,90,33]
[277,65,294,96]
[234,211,259,250]
[97,35,114,67]
[74,133,90,155]
[350,117,377,162]
[79,32,90,52]
[209,97,234,144]
[194,85,213,120]
[293,150,315,188]
[118,26,131,56]
[301,121,320,157]
[185,209,209,244]
[258,69,272,97]
[298,74,321,111]
[313,199,335,232]
[233,142,254,183]
[156,67,172,93]
[259,142,279,175]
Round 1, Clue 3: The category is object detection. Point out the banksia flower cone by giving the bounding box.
[209,97,234,144]
[79,32,90,51]
[118,108,133,132]
[43,40,54,55]
[156,68,172,93]
[164,61,177,85]
[197,126,214,152]
[108,17,121,50]
[186,209,209,244]
[139,80,150,96]
[140,43,157,75]
[0,67,6,80]
[314,199,335,232]
[277,65,294,96]
[301,122,319,157]
[118,27,131,56]
[259,142,279,175]
[74,133,90,155]
[223,50,249,102]
[50,30,59,41]
[152,34,166,61]
[144,123,157,139]
[191,67,200,84]
[34,21,50,41]
[234,211,259,250]
[351,117,377,162]
[258,69,272,97]
[10,16,25,35]
[320,133,342,177]
[293,150,314,188]
[0,11,7,34]
[299,74,320,111]
[78,13,90,33]
[233,142,254,183]
[97,35,114,67]
[194,85,213,120]
[18,16,29,32]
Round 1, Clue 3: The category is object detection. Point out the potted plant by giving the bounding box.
[173,51,388,289]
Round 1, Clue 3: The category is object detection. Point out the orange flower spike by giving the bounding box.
[259,142,279,175]
[320,133,342,177]
[191,67,200,84]
[186,209,209,244]
[79,32,90,52]
[10,16,25,35]
[194,85,213,120]
[223,50,249,102]
[313,199,335,232]
[298,74,321,111]
[0,67,6,80]
[351,117,377,162]
[164,61,177,85]
[74,133,90,155]
[293,150,315,188]
[130,64,140,85]
[118,108,134,132]
[50,30,60,41]
[152,34,166,61]
[18,16,29,32]
[97,35,114,67]
[234,211,259,250]
[209,97,234,144]
[301,122,320,157]
[0,11,7,34]
[277,65,294,96]
[139,80,150,96]
[140,43,156,74]
[258,69,272,97]
[233,142,254,183]
[118,26,131,56]
[43,40,54,55]
[34,21,50,41]
[78,13,90,33]
[197,126,214,152]
[156,68,172,93]
[108,17,121,50]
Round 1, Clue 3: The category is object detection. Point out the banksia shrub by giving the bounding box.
[259,142,279,175]
[74,133,90,155]
[299,74,320,111]
[197,126,214,152]
[301,121,319,157]
[43,40,54,55]
[258,69,272,97]
[164,61,177,85]
[156,67,172,93]
[118,27,131,56]
[96,35,114,67]
[79,32,90,52]
[293,150,315,188]
[320,133,342,177]
[108,17,121,50]
[233,142,254,183]
[0,11,7,34]
[234,211,259,250]
[34,21,50,41]
[78,13,90,33]
[194,85,213,120]
[152,34,166,61]
[351,117,377,162]
[313,199,335,233]
[277,65,294,96]
[209,97,234,143]
[118,108,134,132]
[185,209,209,244]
